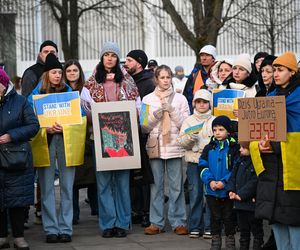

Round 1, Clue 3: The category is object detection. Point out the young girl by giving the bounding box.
[141,65,190,235]
[200,115,240,250]
[28,53,86,243]
[177,89,215,238]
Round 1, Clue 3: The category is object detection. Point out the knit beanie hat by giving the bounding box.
[127,49,148,69]
[212,115,232,133]
[272,51,298,72]
[254,52,269,64]
[259,55,277,72]
[39,40,58,52]
[44,53,62,72]
[0,68,10,88]
[174,65,184,72]
[233,53,252,73]
[199,45,217,59]
[192,89,212,107]
[100,42,121,59]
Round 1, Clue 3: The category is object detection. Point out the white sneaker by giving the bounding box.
[203,231,212,239]
[189,231,200,238]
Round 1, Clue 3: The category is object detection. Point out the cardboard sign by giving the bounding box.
[33,91,82,127]
[213,89,245,120]
[238,96,286,141]
[92,100,141,171]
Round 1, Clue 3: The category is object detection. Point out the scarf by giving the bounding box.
[154,86,174,145]
[84,65,139,103]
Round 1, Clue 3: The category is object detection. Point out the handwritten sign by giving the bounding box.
[33,91,82,127]
[238,96,286,141]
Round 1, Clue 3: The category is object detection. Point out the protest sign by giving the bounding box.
[33,91,82,127]
[238,96,286,141]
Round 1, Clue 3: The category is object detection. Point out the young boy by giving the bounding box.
[227,142,264,250]
[177,89,215,238]
[199,115,240,250]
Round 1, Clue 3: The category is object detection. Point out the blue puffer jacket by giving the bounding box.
[0,84,40,208]
[199,137,240,198]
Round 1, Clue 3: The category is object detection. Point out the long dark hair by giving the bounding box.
[95,56,123,84]
[63,59,85,93]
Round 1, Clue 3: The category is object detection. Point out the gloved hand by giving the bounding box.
[153,108,164,120]
[162,103,175,113]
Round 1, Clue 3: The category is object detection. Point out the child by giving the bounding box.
[228,142,264,250]
[177,89,215,238]
[199,115,240,250]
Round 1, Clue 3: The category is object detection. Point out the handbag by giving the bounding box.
[0,142,30,171]
[146,135,160,159]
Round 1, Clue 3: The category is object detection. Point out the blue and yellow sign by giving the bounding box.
[33,91,82,127]
[213,89,245,120]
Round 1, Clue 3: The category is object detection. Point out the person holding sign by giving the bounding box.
[177,89,215,238]
[141,65,190,236]
[251,51,300,250]
[81,42,139,238]
[28,54,87,244]
[199,115,240,250]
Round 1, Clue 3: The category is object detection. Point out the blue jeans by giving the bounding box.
[186,162,204,233]
[38,134,75,236]
[96,170,131,230]
[149,158,187,230]
[272,223,300,250]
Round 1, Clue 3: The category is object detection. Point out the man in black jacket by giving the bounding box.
[124,49,155,227]
[21,40,58,97]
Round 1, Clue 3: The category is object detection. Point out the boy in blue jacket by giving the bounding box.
[227,142,264,250]
[199,115,239,250]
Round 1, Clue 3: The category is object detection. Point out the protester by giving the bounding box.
[63,59,98,225]
[81,42,140,238]
[172,65,188,94]
[199,115,240,250]
[12,76,22,94]
[124,49,155,227]
[183,44,217,112]
[228,142,264,250]
[147,59,158,73]
[28,53,87,243]
[0,68,39,249]
[251,51,300,250]
[177,89,215,238]
[253,52,269,77]
[141,65,190,235]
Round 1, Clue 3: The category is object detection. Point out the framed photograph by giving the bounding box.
[91,100,141,171]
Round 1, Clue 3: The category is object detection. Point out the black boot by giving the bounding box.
[210,234,222,250]
[253,238,264,250]
[225,235,236,250]
[239,238,250,250]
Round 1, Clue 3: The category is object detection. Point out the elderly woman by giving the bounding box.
[0,68,39,249]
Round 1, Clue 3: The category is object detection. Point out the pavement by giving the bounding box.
[11,187,271,250]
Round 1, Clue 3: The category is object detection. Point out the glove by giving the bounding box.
[162,103,175,113]
[153,108,164,120]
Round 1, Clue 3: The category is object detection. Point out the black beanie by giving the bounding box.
[44,53,62,72]
[254,52,269,64]
[40,40,58,52]
[127,50,148,69]
[212,115,232,133]
[259,55,277,71]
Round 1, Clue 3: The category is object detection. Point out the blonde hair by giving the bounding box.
[40,70,66,94]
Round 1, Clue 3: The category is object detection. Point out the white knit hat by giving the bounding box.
[100,41,121,59]
[233,53,252,73]
[192,89,212,107]
[199,45,217,59]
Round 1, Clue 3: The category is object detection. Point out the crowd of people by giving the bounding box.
[0,40,300,250]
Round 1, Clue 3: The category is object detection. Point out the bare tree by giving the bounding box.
[41,0,124,60]
[227,0,299,55]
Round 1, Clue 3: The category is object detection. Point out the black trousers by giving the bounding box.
[237,210,264,241]
[206,196,235,236]
[0,207,25,237]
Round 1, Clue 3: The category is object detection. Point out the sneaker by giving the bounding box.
[144,225,164,235]
[189,231,200,238]
[174,225,188,235]
[0,237,10,249]
[13,237,29,250]
[203,231,212,239]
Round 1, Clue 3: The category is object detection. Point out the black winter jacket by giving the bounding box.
[0,86,40,208]
[132,70,155,100]
[227,156,258,212]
